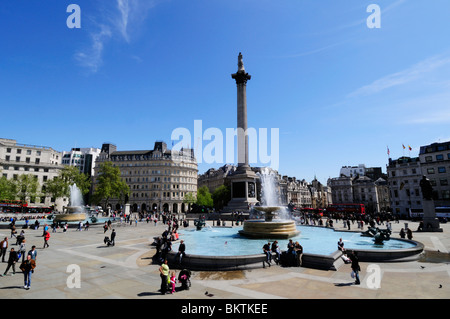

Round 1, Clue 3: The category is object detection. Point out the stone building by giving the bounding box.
[386,156,422,217]
[94,141,197,214]
[328,174,389,214]
[198,164,236,194]
[419,141,450,207]
[0,138,66,210]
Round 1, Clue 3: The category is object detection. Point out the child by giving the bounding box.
[170,271,176,294]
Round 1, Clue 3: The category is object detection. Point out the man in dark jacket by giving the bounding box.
[110,229,116,246]
[176,240,186,264]
[350,250,361,285]
[20,255,36,289]
[1,248,18,276]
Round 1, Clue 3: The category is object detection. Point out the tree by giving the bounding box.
[0,176,17,200]
[196,186,213,208]
[44,166,91,203]
[183,192,196,212]
[93,161,129,209]
[212,185,231,210]
[15,174,40,209]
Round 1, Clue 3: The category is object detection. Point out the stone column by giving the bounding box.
[232,52,251,171]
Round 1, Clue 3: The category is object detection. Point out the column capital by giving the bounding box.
[231,71,251,84]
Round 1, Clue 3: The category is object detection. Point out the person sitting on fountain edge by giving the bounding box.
[262,242,272,267]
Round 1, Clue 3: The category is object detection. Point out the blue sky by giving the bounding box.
[1,0,450,184]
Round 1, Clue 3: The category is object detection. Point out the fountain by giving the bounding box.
[238,168,300,239]
[54,184,87,222]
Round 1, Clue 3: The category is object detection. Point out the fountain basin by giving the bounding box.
[53,206,86,222]
[239,220,300,239]
[169,225,424,271]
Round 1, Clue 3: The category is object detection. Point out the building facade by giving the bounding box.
[329,175,389,214]
[386,156,423,217]
[0,138,66,210]
[61,147,101,177]
[419,141,450,207]
[198,164,236,194]
[94,142,198,214]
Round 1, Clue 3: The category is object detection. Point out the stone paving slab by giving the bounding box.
[0,218,449,303]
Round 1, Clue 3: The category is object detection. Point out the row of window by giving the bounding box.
[131,191,192,199]
[2,166,51,173]
[5,148,42,156]
[426,167,448,174]
[424,153,450,162]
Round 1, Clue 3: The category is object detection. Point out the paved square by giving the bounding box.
[0,219,449,300]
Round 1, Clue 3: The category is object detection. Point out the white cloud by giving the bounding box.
[75,24,112,74]
[348,54,450,98]
[75,0,156,73]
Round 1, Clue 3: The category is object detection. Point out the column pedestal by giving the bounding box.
[421,200,443,232]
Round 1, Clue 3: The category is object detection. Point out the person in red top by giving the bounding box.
[43,231,50,249]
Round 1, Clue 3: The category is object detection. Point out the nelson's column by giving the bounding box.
[224,52,259,212]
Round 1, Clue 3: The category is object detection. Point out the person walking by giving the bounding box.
[43,231,50,248]
[350,250,361,285]
[1,248,18,276]
[19,255,36,290]
[19,239,27,263]
[406,228,413,240]
[169,271,177,294]
[159,259,170,295]
[28,245,37,261]
[110,229,116,246]
[0,237,8,263]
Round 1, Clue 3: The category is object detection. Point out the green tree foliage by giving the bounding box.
[0,176,17,200]
[93,161,129,208]
[212,185,231,210]
[44,166,91,201]
[15,174,40,204]
[196,186,213,208]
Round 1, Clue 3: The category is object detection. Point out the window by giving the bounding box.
[35,158,40,164]
[26,150,32,155]
[438,167,446,173]
[5,155,10,161]
[440,179,448,186]
[427,168,435,174]
[6,148,11,153]
[425,156,432,162]
[442,190,450,199]
[436,154,444,161]
[16,149,21,154]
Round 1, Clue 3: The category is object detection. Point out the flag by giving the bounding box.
[408,145,412,151]
[402,144,406,149]
[387,146,390,156]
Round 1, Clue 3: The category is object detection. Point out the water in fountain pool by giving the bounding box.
[172,225,417,257]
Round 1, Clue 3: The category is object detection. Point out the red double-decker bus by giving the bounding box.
[0,199,28,213]
[0,200,53,214]
[325,203,365,215]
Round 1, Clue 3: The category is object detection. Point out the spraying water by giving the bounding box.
[258,167,279,206]
[69,184,84,207]
[256,167,290,220]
